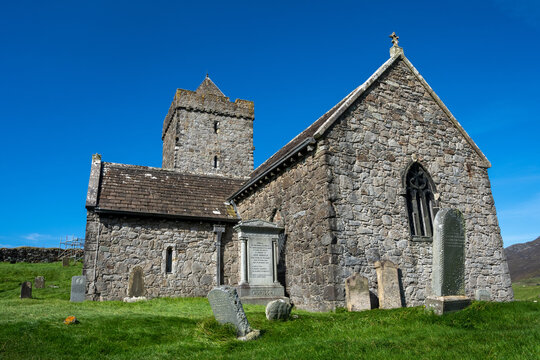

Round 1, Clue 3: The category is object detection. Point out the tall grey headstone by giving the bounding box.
[128,266,145,297]
[345,273,372,311]
[34,276,45,289]
[70,276,86,302]
[208,286,259,340]
[374,260,402,309]
[432,208,466,296]
[426,208,471,315]
[20,281,32,299]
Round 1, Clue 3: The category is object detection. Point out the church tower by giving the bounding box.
[161,75,254,178]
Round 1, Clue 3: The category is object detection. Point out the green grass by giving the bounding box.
[513,277,540,302]
[0,262,539,359]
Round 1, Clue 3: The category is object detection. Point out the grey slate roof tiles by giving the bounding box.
[93,162,243,221]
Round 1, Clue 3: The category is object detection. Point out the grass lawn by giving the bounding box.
[513,277,540,302]
[0,262,539,359]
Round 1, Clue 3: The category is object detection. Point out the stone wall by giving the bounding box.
[0,247,83,263]
[162,89,254,178]
[235,148,339,311]
[83,212,239,301]
[322,58,513,306]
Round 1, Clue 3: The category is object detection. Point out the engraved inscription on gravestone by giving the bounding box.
[248,237,273,285]
[345,273,372,311]
[70,275,86,302]
[432,208,466,296]
[20,281,32,299]
[207,286,254,337]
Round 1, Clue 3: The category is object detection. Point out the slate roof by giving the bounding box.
[90,162,243,221]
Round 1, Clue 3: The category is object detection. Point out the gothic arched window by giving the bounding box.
[405,162,436,238]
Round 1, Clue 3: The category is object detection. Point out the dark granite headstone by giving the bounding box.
[345,273,372,311]
[70,276,86,302]
[62,258,69,267]
[128,266,145,297]
[20,281,32,299]
[34,276,45,289]
[208,286,259,340]
[432,208,466,296]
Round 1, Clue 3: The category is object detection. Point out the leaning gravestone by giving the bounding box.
[345,273,372,311]
[20,281,32,299]
[70,276,86,302]
[265,299,293,320]
[207,286,259,340]
[425,208,471,315]
[374,260,402,309]
[128,266,145,297]
[34,276,45,289]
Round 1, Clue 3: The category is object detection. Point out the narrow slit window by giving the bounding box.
[405,163,436,237]
[214,156,219,169]
[214,121,219,133]
[165,247,173,273]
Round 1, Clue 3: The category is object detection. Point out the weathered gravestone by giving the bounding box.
[475,289,491,301]
[265,299,293,320]
[20,281,32,299]
[62,257,70,267]
[34,276,45,289]
[70,276,86,302]
[425,208,471,315]
[128,266,145,297]
[207,286,259,340]
[345,273,372,311]
[374,260,402,309]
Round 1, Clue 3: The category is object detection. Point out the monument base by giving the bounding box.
[425,295,471,315]
[237,283,287,305]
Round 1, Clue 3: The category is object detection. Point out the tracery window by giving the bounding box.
[405,162,436,238]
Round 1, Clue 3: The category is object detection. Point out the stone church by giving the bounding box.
[83,38,513,311]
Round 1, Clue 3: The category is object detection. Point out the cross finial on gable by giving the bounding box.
[389,32,399,47]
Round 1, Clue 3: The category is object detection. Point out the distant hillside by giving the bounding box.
[504,236,540,282]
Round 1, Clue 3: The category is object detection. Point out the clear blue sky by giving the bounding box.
[0,1,538,248]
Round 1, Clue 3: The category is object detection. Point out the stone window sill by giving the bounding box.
[411,235,432,242]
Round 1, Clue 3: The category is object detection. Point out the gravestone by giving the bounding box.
[20,281,32,299]
[475,289,491,301]
[34,276,45,289]
[128,266,145,297]
[234,220,286,305]
[207,286,259,340]
[425,208,471,315]
[62,258,69,267]
[345,273,372,311]
[265,299,293,320]
[374,260,401,309]
[70,276,86,302]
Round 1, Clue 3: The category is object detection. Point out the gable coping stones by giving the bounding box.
[208,286,260,341]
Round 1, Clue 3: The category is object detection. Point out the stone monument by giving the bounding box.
[425,208,471,315]
[475,289,491,301]
[374,260,402,309]
[207,286,260,341]
[234,220,286,305]
[62,257,69,267]
[128,266,145,298]
[265,299,293,320]
[34,276,45,289]
[70,275,86,302]
[345,273,372,311]
[20,281,32,299]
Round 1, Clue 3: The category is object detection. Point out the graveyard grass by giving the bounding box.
[0,263,539,360]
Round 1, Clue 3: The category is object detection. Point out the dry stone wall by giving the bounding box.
[83,212,239,301]
[0,247,82,263]
[323,59,513,306]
